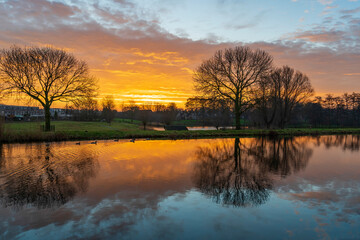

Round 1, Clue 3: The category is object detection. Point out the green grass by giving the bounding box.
[2,121,360,143]
[172,119,248,126]
[112,118,142,125]
[5,120,140,132]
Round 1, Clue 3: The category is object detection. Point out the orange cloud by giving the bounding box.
[344,73,360,76]
[0,1,360,109]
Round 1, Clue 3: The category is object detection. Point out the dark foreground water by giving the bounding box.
[0,135,360,239]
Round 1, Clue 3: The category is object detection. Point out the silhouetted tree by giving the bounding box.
[253,74,279,128]
[162,102,178,125]
[0,46,97,131]
[123,100,139,123]
[138,104,153,130]
[186,97,208,126]
[207,97,232,129]
[152,102,165,112]
[186,97,232,129]
[101,95,116,124]
[73,94,99,121]
[304,101,323,127]
[272,66,313,128]
[193,46,273,130]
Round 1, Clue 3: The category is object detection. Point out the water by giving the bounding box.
[150,126,236,131]
[0,136,359,239]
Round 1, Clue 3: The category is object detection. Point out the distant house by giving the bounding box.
[0,104,41,120]
[0,104,73,121]
[50,108,72,119]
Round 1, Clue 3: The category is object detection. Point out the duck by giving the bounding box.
[91,141,97,144]
[130,138,135,143]
[75,142,80,145]
[114,139,119,142]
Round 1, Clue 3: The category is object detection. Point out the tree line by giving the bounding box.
[0,45,357,131]
[291,93,360,128]
[72,99,179,130]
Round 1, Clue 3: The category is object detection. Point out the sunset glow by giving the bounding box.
[0,0,359,108]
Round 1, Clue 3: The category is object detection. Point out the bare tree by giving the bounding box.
[138,104,153,130]
[186,97,208,126]
[273,66,314,128]
[0,46,97,131]
[193,46,273,130]
[208,97,232,129]
[73,93,99,121]
[162,102,178,125]
[123,100,139,123]
[253,74,279,128]
[186,96,232,129]
[101,95,116,124]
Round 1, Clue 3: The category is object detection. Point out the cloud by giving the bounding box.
[344,73,360,76]
[325,5,338,10]
[289,191,340,203]
[318,0,333,5]
[226,10,267,30]
[0,0,80,30]
[0,0,359,106]
[340,6,360,14]
[292,30,344,42]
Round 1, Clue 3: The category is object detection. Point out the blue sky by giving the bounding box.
[125,0,359,43]
[133,0,325,42]
[0,0,359,105]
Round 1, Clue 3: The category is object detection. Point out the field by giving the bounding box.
[2,120,360,143]
[5,120,140,132]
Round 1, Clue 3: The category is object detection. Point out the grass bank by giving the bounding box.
[2,121,360,143]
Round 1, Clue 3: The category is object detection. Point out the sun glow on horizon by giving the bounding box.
[0,0,359,110]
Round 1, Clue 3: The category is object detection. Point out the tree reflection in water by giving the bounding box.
[192,137,313,207]
[314,134,360,152]
[0,144,99,209]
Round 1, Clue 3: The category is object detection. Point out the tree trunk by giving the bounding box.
[235,103,241,130]
[280,119,286,129]
[44,104,51,131]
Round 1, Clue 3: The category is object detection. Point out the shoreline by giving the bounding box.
[1,128,360,144]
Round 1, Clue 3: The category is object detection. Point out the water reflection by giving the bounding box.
[0,136,359,239]
[192,137,313,207]
[314,135,360,151]
[0,143,99,209]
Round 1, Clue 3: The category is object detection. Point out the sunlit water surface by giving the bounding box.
[0,136,360,239]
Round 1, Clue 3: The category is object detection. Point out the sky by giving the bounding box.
[0,0,359,108]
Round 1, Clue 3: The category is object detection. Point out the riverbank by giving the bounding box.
[2,121,360,143]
